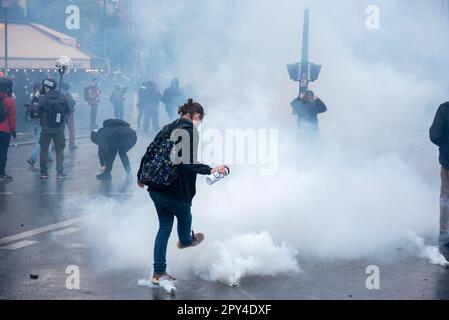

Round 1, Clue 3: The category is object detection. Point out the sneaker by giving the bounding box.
[0,174,13,181]
[57,173,68,179]
[96,172,112,181]
[27,159,35,167]
[177,231,205,249]
[40,173,49,179]
[69,145,78,151]
[47,159,53,164]
[151,272,177,285]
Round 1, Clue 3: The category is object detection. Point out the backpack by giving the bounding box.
[0,97,6,123]
[45,97,66,128]
[138,120,188,186]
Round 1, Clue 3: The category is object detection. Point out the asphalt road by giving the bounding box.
[1,116,449,300]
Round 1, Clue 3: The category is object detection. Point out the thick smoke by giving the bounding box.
[72,0,449,284]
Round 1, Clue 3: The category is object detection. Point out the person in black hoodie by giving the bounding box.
[91,119,137,181]
[138,98,228,285]
[430,101,449,253]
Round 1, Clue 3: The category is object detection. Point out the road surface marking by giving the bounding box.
[0,217,84,246]
[51,227,81,236]
[0,240,38,250]
[42,193,78,195]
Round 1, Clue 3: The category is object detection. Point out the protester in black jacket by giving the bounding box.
[430,102,449,250]
[91,119,137,180]
[137,98,228,285]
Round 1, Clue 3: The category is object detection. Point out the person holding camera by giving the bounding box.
[84,79,101,131]
[38,78,71,179]
[0,78,16,182]
[291,90,327,140]
[110,85,126,120]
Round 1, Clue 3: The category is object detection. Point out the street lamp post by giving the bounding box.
[1,0,13,73]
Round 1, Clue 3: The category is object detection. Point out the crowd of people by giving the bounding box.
[1,71,449,285]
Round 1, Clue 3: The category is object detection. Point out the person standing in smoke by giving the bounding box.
[91,119,137,181]
[140,81,162,133]
[430,101,449,256]
[162,78,185,120]
[26,83,53,167]
[137,82,146,130]
[291,90,327,140]
[84,78,101,131]
[38,78,71,179]
[61,83,77,151]
[137,98,228,285]
[109,85,126,120]
[0,78,17,181]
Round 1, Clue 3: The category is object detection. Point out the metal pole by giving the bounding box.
[4,6,8,72]
[103,0,107,60]
[299,8,310,95]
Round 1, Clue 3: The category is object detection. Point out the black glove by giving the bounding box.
[11,130,17,138]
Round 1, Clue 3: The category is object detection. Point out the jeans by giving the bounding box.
[90,105,98,130]
[0,131,11,176]
[143,106,159,133]
[149,191,193,274]
[30,123,52,162]
[66,113,76,146]
[440,167,449,245]
[113,104,124,120]
[40,130,66,174]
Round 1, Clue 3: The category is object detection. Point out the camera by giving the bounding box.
[55,56,73,73]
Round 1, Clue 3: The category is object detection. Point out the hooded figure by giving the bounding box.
[91,119,137,180]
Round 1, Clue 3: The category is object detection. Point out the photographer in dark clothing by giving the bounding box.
[38,78,71,179]
[291,90,327,140]
[91,119,137,181]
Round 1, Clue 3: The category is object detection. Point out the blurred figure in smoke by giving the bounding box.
[430,101,449,256]
[0,78,17,181]
[139,81,162,133]
[291,90,327,140]
[162,78,185,120]
[137,98,228,285]
[61,83,77,151]
[137,82,146,129]
[91,119,137,181]
[38,78,71,179]
[84,78,101,131]
[25,82,53,166]
[109,84,126,120]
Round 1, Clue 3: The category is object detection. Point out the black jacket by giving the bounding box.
[38,90,71,132]
[146,118,212,203]
[430,102,449,169]
[291,98,327,124]
[92,119,137,166]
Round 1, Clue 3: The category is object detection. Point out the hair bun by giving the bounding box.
[188,98,193,105]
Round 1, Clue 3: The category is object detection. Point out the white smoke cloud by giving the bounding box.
[71,0,449,286]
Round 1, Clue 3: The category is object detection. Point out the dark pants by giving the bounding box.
[440,167,449,245]
[104,147,131,174]
[143,106,159,133]
[137,107,143,129]
[0,131,11,176]
[40,131,66,174]
[90,105,98,130]
[113,104,124,120]
[149,191,193,274]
